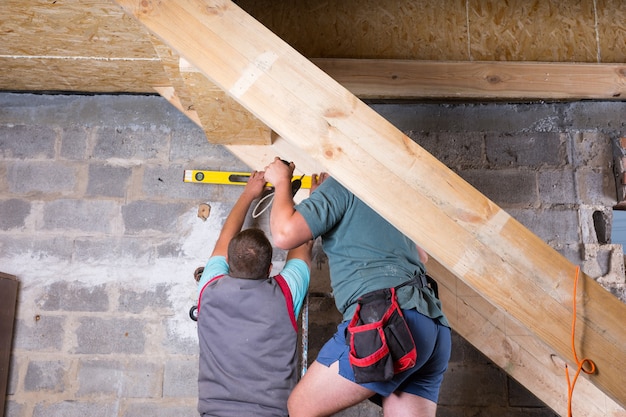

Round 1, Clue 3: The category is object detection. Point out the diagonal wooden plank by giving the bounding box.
[220,136,626,417]
[218,134,626,416]
[157,79,626,415]
[113,0,626,409]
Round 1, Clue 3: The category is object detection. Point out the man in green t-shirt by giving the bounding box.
[265,157,451,417]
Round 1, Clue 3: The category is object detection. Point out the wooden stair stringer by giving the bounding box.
[114,0,626,411]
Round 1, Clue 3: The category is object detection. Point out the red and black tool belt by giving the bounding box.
[346,274,428,383]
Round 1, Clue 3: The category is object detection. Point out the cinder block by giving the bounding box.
[0,125,56,159]
[5,400,24,417]
[460,170,538,206]
[60,126,90,160]
[77,359,162,398]
[121,361,163,398]
[163,358,198,398]
[92,126,168,160]
[13,316,65,351]
[168,127,238,165]
[75,317,145,354]
[33,401,115,417]
[557,246,584,267]
[118,284,172,314]
[7,161,77,195]
[485,132,563,168]
[538,170,577,204]
[163,321,199,356]
[1,236,74,260]
[0,199,30,230]
[568,101,626,131]
[528,209,581,244]
[407,131,484,169]
[372,102,561,133]
[572,132,612,169]
[576,168,616,206]
[142,165,219,201]
[122,201,186,233]
[87,164,132,198]
[35,281,109,312]
[43,199,118,233]
[74,237,155,264]
[77,359,123,397]
[24,360,66,392]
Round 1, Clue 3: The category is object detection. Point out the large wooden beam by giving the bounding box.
[114,0,626,411]
[211,135,626,416]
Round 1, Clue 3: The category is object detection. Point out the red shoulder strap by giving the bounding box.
[197,274,225,314]
[273,274,298,332]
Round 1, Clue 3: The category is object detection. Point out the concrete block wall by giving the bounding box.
[1,93,624,417]
[0,93,258,417]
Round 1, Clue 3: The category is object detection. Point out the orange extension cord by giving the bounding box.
[565,266,596,417]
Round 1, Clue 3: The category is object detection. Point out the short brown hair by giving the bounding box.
[227,228,272,279]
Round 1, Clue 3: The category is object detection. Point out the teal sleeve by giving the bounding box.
[278,259,311,317]
[197,256,229,296]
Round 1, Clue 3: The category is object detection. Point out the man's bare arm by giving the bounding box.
[211,170,266,257]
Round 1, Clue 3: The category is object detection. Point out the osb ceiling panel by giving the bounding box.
[233,0,469,60]
[468,0,598,62]
[235,0,625,63]
[596,0,626,62]
[2,0,154,58]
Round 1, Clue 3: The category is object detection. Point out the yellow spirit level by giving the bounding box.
[183,170,313,189]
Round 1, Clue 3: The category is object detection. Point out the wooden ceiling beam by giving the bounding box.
[3,55,625,101]
[112,0,626,410]
[313,59,626,101]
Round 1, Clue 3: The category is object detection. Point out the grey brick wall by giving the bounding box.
[1,93,624,417]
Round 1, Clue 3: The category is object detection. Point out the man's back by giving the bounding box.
[197,274,297,417]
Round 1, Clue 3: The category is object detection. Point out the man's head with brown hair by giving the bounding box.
[227,228,273,279]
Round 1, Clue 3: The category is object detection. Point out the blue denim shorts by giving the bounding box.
[316,308,451,403]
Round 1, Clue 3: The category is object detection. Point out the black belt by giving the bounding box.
[395,272,438,298]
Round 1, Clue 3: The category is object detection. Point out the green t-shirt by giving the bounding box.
[296,177,449,327]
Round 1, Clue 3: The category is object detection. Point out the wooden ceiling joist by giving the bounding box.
[312,59,626,101]
[112,2,626,415]
[3,55,626,101]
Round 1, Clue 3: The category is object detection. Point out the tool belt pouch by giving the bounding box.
[346,287,417,383]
